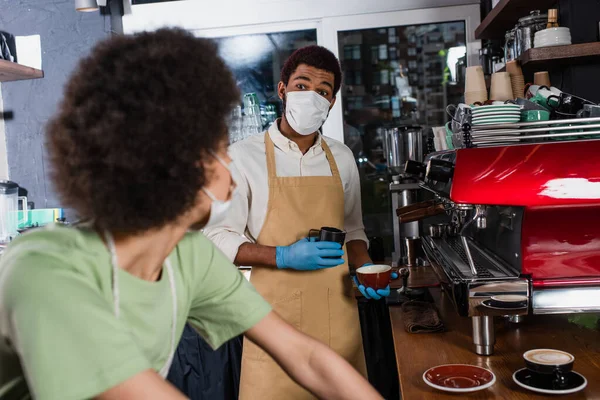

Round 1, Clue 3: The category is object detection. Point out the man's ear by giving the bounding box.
[277,81,286,101]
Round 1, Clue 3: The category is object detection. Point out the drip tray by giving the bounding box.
[425,236,516,280]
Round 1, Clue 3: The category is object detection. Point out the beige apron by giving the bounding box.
[239,132,367,400]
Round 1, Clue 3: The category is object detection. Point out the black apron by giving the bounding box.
[167,324,242,400]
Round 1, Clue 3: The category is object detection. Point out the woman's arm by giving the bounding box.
[95,370,187,400]
[245,311,383,400]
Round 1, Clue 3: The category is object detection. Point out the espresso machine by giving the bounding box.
[383,125,426,267]
[403,135,600,356]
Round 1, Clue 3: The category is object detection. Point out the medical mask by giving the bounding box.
[202,188,232,228]
[202,150,235,229]
[285,91,331,135]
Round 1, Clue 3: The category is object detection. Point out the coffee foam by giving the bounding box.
[524,349,574,365]
[357,264,391,274]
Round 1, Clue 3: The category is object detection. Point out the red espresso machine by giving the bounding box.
[404,128,600,356]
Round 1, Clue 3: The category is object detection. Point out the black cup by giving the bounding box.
[523,349,574,388]
[547,92,596,116]
[309,227,346,246]
[577,104,600,118]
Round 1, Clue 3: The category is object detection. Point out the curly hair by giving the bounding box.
[280,45,342,95]
[47,28,239,234]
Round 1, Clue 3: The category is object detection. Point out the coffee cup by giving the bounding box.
[548,92,596,116]
[490,72,513,102]
[464,90,488,106]
[521,110,550,122]
[534,71,551,87]
[515,97,548,112]
[505,60,523,77]
[577,104,600,118]
[465,66,486,93]
[525,85,559,111]
[355,264,392,290]
[523,349,575,388]
[308,226,346,246]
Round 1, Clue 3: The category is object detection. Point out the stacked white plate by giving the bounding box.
[534,27,571,48]
[471,104,521,125]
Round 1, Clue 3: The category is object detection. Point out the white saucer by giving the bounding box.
[491,295,527,303]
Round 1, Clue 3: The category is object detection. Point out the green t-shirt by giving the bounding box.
[0,224,271,400]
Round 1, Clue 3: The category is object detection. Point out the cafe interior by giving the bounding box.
[1,0,600,398]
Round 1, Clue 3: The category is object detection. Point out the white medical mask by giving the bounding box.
[202,150,235,229]
[202,188,232,228]
[285,91,331,135]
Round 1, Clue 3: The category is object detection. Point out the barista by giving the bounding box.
[204,45,395,399]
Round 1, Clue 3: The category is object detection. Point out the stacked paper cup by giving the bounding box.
[534,71,551,87]
[490,72,514,102]
[464,66,487,105]
[506,61,525,99]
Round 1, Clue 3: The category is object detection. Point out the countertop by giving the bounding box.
[389,287,600,399]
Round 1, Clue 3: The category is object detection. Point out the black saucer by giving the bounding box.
[513,368,587,395]
[482,299,526,310]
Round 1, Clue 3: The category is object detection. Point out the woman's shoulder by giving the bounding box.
[0,224,109,289]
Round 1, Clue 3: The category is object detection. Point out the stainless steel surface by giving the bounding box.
[445,224,458,236]
[471,131,600,148]
[508,315,525,323]
[391,189,401,263]
[389,182,421,192]
[471,116,600,129]
[400,189,419,239]
[532,287,600,315]
[475,206,487,230]
[468,280,529,315]
[504,29,516,62]
[403,237,419,266]
[458,206,487,275]
[425,235,517,281]
[515,11,547,56]
[476,216,487,229]
[383,126,423,172]
[455,203,474,211]
[390,181,421,263]
[472,316,495,355]
[429,224,443,238]
[461,235,478,276]
[405,129,423,162]
[384,127,404,171]
[472,126,600,136]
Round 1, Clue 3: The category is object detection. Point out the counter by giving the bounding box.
[389,285,600,399]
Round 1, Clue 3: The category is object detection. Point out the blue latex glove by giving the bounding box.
[276,238,344,271]
[353,263,399,300]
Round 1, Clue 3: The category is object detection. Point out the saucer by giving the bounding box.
[513,368,587,395]
[491,294,527,303]
[482,299,527,310]
[423,364,496,393]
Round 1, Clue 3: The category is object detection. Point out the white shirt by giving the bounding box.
[203,121,368,262]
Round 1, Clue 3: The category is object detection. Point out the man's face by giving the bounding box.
[189,139,235,231]
[278,64,336,109]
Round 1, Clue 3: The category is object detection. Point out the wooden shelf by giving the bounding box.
[520,42,600,65]
[0,59,44,83]
[499,43,600,71]
[475,0,558,40]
